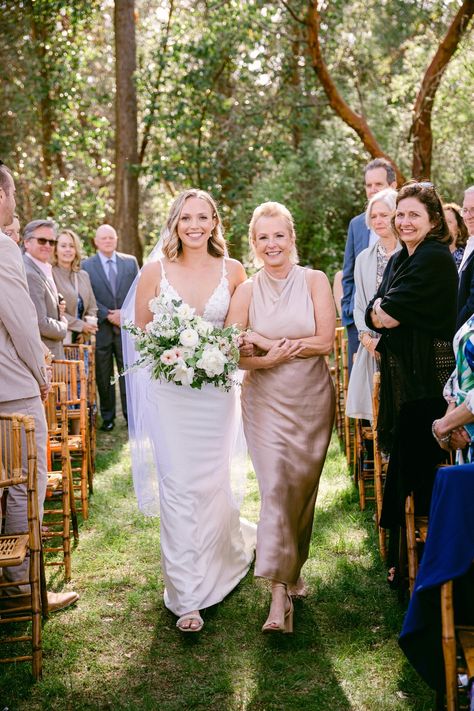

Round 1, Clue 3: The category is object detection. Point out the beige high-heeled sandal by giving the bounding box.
[262,584,294,634]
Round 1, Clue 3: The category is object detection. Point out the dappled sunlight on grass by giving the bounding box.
[0,430,435,711]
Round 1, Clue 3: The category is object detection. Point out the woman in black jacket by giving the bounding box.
[366,182,458,587]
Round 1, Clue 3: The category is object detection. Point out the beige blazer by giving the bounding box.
[0,233,47,402]
[52,266,98,334]
[23,255,67,358]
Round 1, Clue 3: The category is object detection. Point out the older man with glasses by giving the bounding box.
[23,219,68,358]
[456,186,474,329]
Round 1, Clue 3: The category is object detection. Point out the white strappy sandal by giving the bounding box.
[176,612,204,633]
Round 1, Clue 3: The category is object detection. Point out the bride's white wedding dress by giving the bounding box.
[145,259,255,615]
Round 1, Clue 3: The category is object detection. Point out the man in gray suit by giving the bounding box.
[83,224,139,431]
[23,219,68,359]
[0,163,78,611]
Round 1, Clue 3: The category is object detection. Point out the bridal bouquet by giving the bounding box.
[123,293,241,390]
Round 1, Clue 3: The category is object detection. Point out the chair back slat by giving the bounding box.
[0,415,26,488]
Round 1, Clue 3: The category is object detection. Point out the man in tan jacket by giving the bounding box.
[23,219,68,358]
[0,163,78,612]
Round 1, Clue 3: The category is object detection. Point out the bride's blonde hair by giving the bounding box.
[161,189,226,261]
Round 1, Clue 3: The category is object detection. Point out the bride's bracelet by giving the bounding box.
[431,420,451,445]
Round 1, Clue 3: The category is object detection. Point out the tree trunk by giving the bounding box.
[114,0,141,262]
[29,11,55,207]
[306,0,406,185]
[411,0,474,179]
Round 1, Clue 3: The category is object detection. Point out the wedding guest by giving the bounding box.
[82,224,139,430]
[433,312,474,463]
[366,182,458,587]
[23,219,68,359]
[346,188,399,421]
[342,158,397,374]
[444,202,468,269]
[0,163,78,612]
[456,186,474,329]
[227,201,335,633]
[3,213,20,244]
[52,229,98,344]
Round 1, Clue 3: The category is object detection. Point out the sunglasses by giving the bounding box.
[33,237,57,247]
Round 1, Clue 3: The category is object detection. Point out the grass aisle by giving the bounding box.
[1,424,435,710]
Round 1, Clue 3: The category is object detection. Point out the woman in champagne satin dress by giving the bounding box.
[226,202,335,633]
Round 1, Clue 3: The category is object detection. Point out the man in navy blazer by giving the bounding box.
[341,158,397,373]
[82,225,139,431]
[456,186,474,330]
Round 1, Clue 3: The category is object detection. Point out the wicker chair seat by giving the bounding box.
[0,534,29,567]
[46,473,62,498]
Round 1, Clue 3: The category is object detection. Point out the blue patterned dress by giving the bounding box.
[443,315,474,462]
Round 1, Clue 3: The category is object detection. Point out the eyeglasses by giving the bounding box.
[33,237,56,247]
[462,207,474,218]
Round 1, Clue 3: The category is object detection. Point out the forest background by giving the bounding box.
[1,0,473,276]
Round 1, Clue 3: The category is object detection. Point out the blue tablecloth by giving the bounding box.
[399,463,474,690]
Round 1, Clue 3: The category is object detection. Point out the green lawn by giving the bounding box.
[0,424,435,710]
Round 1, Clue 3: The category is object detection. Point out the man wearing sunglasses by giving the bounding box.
[23,219,68,358]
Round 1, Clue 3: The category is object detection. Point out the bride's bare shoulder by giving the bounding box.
[139,260,162,281]
[225,257,247,284]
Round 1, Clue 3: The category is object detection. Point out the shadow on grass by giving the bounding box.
[0,434,435,711]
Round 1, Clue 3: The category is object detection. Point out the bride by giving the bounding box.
[123,189,255,632]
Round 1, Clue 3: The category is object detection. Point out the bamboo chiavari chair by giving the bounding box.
[63,343,97,478]
[405,492,429,595]
[441,575,474,710]
[52,359,90,518]
[372,372,388,560]
[43,382,75,581]
[354,418,375,510]
[333,327,346,444]
[0,413,47,680]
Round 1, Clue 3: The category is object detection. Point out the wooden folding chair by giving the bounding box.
[354,418,375,510]
[0,413,47,680]
[43,382,76,581]
[405,492,429,595]
[63,343,97,478]
[333,327,346,444]
[372,372,388,560]
[52,359,90,519]
[441,575,474,710]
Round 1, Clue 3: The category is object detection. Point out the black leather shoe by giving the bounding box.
[100,421,114,432]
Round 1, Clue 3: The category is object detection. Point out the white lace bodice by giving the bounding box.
[159,259,230,328]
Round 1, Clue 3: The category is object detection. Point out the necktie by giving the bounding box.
[107,259,117,295]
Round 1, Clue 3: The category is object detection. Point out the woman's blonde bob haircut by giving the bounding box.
[53,229,82,272]
[248,201,299,267]
[161,189,226,261]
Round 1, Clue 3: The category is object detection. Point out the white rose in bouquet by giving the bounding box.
[148,297,162,315]
[196,345,227,377]
[175,303,196,320]
[196,318,214,336]
[172,362,195,386]
[180,328,200,348]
